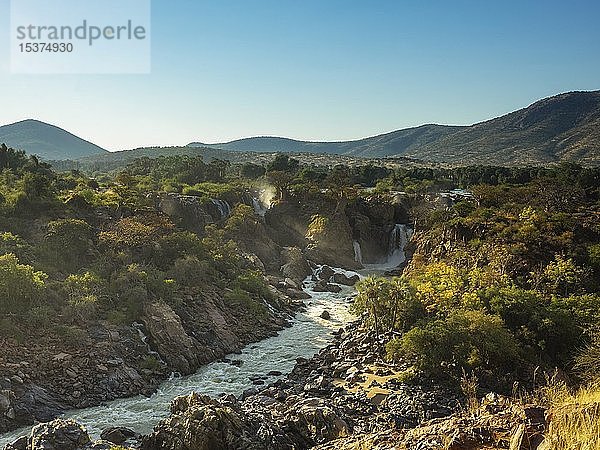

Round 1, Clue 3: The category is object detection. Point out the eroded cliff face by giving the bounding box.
[0,280,298,436]
[261,194,411,270]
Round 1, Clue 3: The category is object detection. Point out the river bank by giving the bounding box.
[0,267,358,449]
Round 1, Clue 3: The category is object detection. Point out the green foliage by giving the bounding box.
[240,163,266,179]
[26,305,56,328]
[170,256,211,286]
[389,309,519,376]
[0,231,32,262]
[353,276,424,335]
[140,355,162,371]
[533,255,586,296]
[0,317,25,342]
[267,154,299,173]
[63,272,105,323]
[0,253,47,315]
[40,219,94,272]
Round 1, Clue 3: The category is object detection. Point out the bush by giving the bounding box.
[224,287,268,318]
[0,232,32,262]
[389,309,519,378]
[54,325,87,347]
[26,305,56,328]
[40,219,95,272]
[0,253,47,315]
[0,317,24,343]
[170,256,210,287]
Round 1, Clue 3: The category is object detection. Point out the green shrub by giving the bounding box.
[40,219,95,272]
[170,256,210,286]
[389,309,519,378]
[0,317,24,343]
[352,276,424,335]
[140,355,162,371]
[26,305,56,328]
[0,253,47,315]
[0,232,32,262]
[224,287,268,318]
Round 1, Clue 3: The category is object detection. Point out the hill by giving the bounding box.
[404,91,600,165]
[189,91,600,165]
[190,124,464,157]
[0,119,107,160]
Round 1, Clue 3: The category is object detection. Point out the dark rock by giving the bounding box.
[29,419,91,450]
[100,426,137,444]
[320,310,331,320]
[5,436,27,450]
[317,266,335,281]
[332,273,360,286]
[142,302,200,375]
[280,247,312,286]
[313,281,342,293]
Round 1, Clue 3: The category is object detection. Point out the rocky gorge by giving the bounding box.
[1,189,424,449]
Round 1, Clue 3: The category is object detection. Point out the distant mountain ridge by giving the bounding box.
[2,90,599,165]
[189,90,600,165]
[0,119,107,160]
[190,124,465,157]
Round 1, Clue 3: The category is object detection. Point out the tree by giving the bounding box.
[267,154,299,173]
[240,163,265,179]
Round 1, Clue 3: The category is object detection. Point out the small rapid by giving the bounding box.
[0,270,357,446]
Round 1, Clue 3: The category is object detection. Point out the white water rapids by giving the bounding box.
[0,271,358,447]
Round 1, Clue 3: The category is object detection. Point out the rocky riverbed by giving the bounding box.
[0,278,301,438]
[3,315,466,450]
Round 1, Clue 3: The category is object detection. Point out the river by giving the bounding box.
[0,270,358,447]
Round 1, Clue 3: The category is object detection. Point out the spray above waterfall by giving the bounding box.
[252,187,277,217]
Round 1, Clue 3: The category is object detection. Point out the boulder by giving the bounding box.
[29,419,91,450]
[284,397,349,444]
[317,266,335,282]
[313,281,342,293]
[158,193,214,235]
[140,393,280,450]
[280,247,312,286]
[320,310,331,320]
[100,426,137,444]
[332,273,359,286]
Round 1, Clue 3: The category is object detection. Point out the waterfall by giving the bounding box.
[353,241,363,265]
[358,224,413,271]
[385,224,411,267]
[252,198,268,217]
[132,322,166,365]
[210,199,231,220]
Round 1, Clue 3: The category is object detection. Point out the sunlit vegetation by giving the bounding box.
[354,165,600,390]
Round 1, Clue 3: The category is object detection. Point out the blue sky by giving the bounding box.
[0,0,599,150]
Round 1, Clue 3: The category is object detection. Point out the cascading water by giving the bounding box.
[0,269,358,447]
[252,198,268,217]
[363,223,413,271]
[210,199,231,220]
[353,241,363,265]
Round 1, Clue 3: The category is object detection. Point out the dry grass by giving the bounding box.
[542,380,600,450]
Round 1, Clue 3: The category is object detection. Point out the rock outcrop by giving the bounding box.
[280,247,312,286]
[142,302,201,375]
[4,419,114,450]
